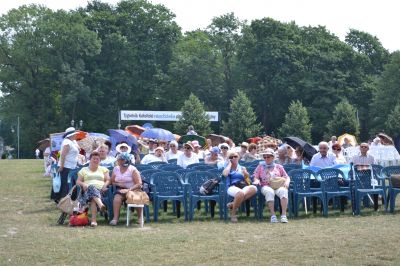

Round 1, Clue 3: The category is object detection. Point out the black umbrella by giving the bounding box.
[283,136,317,161]
[394,135,400,154]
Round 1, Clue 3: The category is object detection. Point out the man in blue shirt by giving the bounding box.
[310,141,337,168]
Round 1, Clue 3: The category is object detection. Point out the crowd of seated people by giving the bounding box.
[51,127,392,226]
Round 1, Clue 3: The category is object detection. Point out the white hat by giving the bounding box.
[219,143,229,150]
[64,127,77,138]
[116,143,131,154]
[260,148,275,157]
[191,140,201,148]
[154,146,164,152]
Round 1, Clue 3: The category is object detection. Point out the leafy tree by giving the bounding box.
[371,51,400,133]
[174,94,211,136]
[385,104,400,137]
[326,100,360,139]
[222,90,262,143]
[278,100,312,142]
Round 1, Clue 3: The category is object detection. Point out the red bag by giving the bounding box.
[69,211,89,226]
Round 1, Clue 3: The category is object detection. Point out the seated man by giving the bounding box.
[310,141,337,168]
[351,143,374,170]
[141,146,167,164]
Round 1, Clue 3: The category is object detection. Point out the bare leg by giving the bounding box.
[267,201,275,216]
[112,194,123,221]
[231,191,245,216]
[90,200,97,223]
[280,197,288,216]
[244,187,257,200]
[93,197,104,209]
[135,207,143,222]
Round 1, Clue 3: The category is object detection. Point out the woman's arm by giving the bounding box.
[130,169,143,190]
[76,173,88,191]
[252,165,261,185]
[101,170,111,192]
[222,161,232,177]
[58,144,70,172]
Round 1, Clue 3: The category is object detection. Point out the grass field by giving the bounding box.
[1,160,400,265]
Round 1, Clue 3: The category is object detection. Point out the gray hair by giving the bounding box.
[318,141,329,148]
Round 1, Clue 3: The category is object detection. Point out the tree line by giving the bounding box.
[0,0,399,157]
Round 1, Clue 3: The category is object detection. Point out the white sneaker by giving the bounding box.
[280,216,288,223]
[270,215,278,223]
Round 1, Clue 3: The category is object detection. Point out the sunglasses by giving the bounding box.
[332,148,341,151]
[263,155,274,159]
[229,155,239,159]
[221,147,228,149]
[360,146,369,149]
[184,147,192,150]
[170,145,176,147]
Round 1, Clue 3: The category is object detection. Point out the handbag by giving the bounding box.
[126,189,150,205]
[52,172,61,193]
[69,211,89,226]
[391,174,400,188]
[200,178,220,195]
[57,185,80,214]
[233,181,248,189]
[269,177,286,190]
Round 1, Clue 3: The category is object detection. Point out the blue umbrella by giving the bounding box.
[140,128,175,141]
[108,129,137,151]
[142,123,153,129]
[88,132,110,140]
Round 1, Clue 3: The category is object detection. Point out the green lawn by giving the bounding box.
[1,160,400,265]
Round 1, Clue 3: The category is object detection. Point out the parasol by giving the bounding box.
[140,128,175,141]
[377,132,394,146]
[37,138,50,151]
[206,134,229,146]
[125,125,146,137]
[338,133,357,147]
[108,129,137,151]
[283,136,317,161]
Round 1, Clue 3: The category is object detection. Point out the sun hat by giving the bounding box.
[154,146,164,152]
[219,143,229,150]
[149,138,158,143]
[260,148,275,157]
[117,152,131,167]
[184,141,194,150]
[210,146,220,154]
[192,140,201,148]
[63,127,77,138]
[169,140,178,147]
[116,143,131,154]
[240,142,249,148]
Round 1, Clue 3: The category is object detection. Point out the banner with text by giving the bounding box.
[121,110,219,122]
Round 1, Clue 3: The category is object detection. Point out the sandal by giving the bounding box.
[100,204,107,212]
[227,202,234,210]
[90,221,98,227]
[109,220,118,226]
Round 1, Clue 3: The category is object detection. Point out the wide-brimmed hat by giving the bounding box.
[192,140,201,148]
[154,146,164,152]
[63,127,77,139]
[260,148,275,157]
[116,143,131,154]
[184,141,194,150]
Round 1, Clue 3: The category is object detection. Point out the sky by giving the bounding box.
[0,0,399,52]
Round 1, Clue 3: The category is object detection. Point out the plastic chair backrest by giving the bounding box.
[175,168,195,182]
[207,168,223,179]
[283,163,301,173]
[352,166,374,189]
[167,159,177,164]
[185,171,217,194]
[187,163,205,169]
[381,166,400,179]
[148,161,168,169]
[135,164,153,172]
[288,169,314,193]
[140,169,162,183]
[151,172,183,194]
[159,164,182,171]
[192,165,215,171]
[317,168,344,192]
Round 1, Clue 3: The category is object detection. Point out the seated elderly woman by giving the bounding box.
[177,142,199,169]
[253,148,290,223]
[97,144,116,167]
[76,151,111,227]
[331,143,347,164]
[204,146,221,165]
[165,140,182,161]
[275,145,291,165]
[141,146,168,164]
[293,146,310,165]
[241,143,258,162]
[109,153,143,226]
[223,151,257,223]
